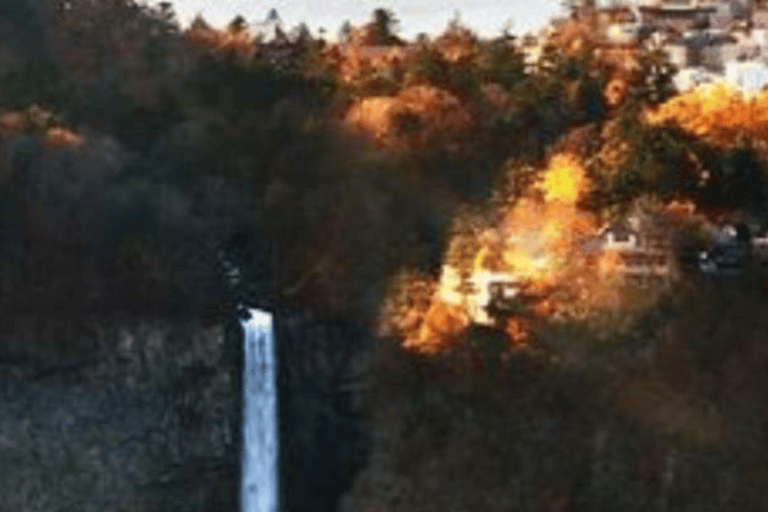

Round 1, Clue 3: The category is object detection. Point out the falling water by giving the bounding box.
[241,309,279,512]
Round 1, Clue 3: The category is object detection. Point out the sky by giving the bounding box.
[164,0,567,40]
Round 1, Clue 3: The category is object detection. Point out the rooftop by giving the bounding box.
[639,1,719,13]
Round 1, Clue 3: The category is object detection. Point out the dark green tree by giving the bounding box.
[190,13,210,31]
[371,7,399,44]
[338,20,353,43]
[228,15,247,35]
[266,8,281,24]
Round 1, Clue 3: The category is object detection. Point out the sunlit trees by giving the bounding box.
[0,1,759,325]
[583,81,768,224]
[433,17,479,66]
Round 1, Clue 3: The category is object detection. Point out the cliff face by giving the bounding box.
[274,308,371,512]
[0,315,238,512]
[0,307,371,512]
[0,314,229,387]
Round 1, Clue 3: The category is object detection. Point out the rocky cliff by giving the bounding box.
[0,307,370,512]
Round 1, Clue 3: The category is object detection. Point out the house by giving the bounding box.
[586,213,675,284]
[519,34,546,72]
[601,217,640,250]
[436,213,680,328]
[598,4,639,26]
[688,30,739,69]
[435,264,522,326]
[662,29,738,71]
[753,6,768,28]
[639,1,720,34]
[748,27,768,52]
[598,3,661,45]
[673,65,719,91]
[724,59,768,93]
[664,39,692,67]
[606,22,646,44]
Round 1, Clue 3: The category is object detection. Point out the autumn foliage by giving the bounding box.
[392,151,614,355]
[343,85,476,153]
[185,19,257,59]
[645,83,768,147]
[402,300,471,355]
[324,43,417,85]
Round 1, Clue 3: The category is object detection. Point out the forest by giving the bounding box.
[0,0,678,322]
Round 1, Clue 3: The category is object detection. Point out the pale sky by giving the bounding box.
[161,0,566,39]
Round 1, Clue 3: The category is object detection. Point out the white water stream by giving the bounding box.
[241,309,279,512]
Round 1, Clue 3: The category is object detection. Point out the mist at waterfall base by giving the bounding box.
[241,309,279,512]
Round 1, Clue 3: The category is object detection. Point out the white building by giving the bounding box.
[724,60,768,94]
[607,22,645,44]
[436,265,522,326]
[672,66,719,91]
[588,213,675,282]
[664,41,691,68]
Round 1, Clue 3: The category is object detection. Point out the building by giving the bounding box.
[585,213,676,284]
[436,212,680,327]
[435,265,522,326]
[672,65,719,91]
[659,27,738,70]
[598,4,639,26]
[724,59,768,93]
[606,22,646,44]
[753,5,768,28]
[665,39,692,67]
[597,3,663,45]
[639,1,720,34]
[521,44,544,72]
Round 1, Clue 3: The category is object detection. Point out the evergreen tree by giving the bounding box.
[371,7,399,44]
[338,20,353,43]
[228,15,247,35]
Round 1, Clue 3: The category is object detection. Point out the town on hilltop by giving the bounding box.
[519,0,768,94]
[312,0,768,106]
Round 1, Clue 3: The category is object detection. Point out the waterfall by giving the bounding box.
[241,308,279,512]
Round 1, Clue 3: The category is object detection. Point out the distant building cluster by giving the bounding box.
[519,0,768,95]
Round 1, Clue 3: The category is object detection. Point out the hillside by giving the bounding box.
[0,1,684,322]
[2,2,768,512]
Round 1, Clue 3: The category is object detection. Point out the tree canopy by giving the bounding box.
[0,0,764,322]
